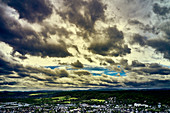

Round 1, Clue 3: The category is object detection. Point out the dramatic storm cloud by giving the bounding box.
[4,0,53,23]
[0,0,170,91]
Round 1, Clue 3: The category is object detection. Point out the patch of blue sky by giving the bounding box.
[160,64,170,68]
[46,65,126,77]
[45,66,60,69]
[92,73,102,76]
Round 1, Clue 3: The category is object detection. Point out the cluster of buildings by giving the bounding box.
[0,97,170,113]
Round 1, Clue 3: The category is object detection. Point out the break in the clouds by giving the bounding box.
[0,0,170,91]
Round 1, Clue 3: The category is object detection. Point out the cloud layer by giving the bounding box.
[0,0,169,91]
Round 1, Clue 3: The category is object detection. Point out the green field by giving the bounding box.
[0,90,170,105]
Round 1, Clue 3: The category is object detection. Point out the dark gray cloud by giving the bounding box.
[0,57,22,75]
[3,0,53,23]
[17,72,30,77]
[18,55,28,60]
[128,19,157,34]
[0,53,38,77]
[15,41,71,57]
[125,80,170,88]
[130,32,170,59]
[105,59,116,65]
[0,82,18,85]
[0,5,71,58]
[0,6,23,40]
[89,26,131,56]
[58,69,69,77]
[149,63,162,68]
[153,3,170,16]
[85,83,119,87]
[161,21,170,39]
[135,67,170,75]
[124,82,147,88]
[117,59,170,76]
[130,34,147,46]
[84,56,93,63]
[71,60,84,68]
[147,39,170,59]
[0,85,27,89]
[146,21,170,59]
[41,25,72,38]
[128,19,143,26]
[131,60,145,67]
[58,0,106,31]
[107,26,124,41]
[120,59,128,66]
[130,62,170,75]
[74,70,91,76]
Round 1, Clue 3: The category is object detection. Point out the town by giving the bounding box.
[0,97,170,113]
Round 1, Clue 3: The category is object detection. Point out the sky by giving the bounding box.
[0,0,170,91]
